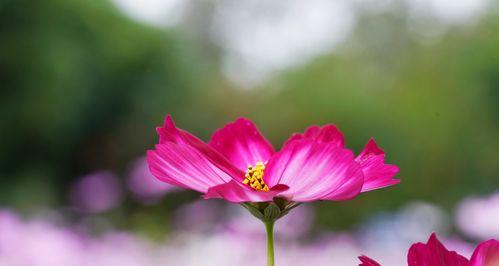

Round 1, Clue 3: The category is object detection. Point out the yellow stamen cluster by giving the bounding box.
[243,162,269,192]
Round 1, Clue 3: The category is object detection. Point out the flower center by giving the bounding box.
[243,162,269,192]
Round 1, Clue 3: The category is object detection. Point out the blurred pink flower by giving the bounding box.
[360,233,499,266]
[147,115,399,203]
[0,210,85,266]
[127,156,176,203]
[86,232,155,266]
[456,192,499,240]
[275,204,313,239]
[172,201,223,233]
[70,171,123,213]
[0,210,156,266]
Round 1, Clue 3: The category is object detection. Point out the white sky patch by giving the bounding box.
[111,0,184,27]
[406,0,489,25]
[211,0,356,88]
[110,0,490,88]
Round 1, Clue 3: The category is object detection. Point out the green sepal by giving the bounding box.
[240,200,302,223]
[241,202,264,220]
[263,203,281,221]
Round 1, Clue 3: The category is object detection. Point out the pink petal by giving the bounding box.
[265,139,363,202]
[358,255,382,266]
[357,138,384,158]
[407,233,469,266]
[209,118,275,171]
[203,180,288,203]
[147,143,235,193]
[284,124,345,147]
[470,239,499,266]
[157,115,203,145]
[356,139,400,192]
[155,115,242,179]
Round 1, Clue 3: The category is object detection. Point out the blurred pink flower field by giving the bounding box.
[1,187,498,265]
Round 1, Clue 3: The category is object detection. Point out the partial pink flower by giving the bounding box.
[470,239,499,266]
[359,255,382,266]
[360,233,499,266]
[407,233,469,266]
[147,116,399,203]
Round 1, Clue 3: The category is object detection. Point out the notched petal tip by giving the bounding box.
[428,232,439,243]
[357,139,400,193]
[284,124,345,147]
[162,114,174,126]
[156,114,181,143]
[408,232,469,266]
[360,138,385,158]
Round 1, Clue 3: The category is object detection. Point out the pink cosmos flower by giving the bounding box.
[359,233,499,266]
[147,115,399,203]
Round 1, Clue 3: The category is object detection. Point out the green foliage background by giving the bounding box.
[0,0,497,234]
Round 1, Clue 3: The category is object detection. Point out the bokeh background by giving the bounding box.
[0,0,498,265]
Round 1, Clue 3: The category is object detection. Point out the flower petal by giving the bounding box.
[470,239,499,266]
[156,115,242,179]
[203,180,288,203]
[407,233,469,266]
[209,118,275,171]
[157,115,201,145]
[284,124,345,147]
[358,255,382,266]
[356,139,400,192]
[147,143,235,193]
[265,139,363,202]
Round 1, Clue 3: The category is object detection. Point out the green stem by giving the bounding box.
[265,220,275,266]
